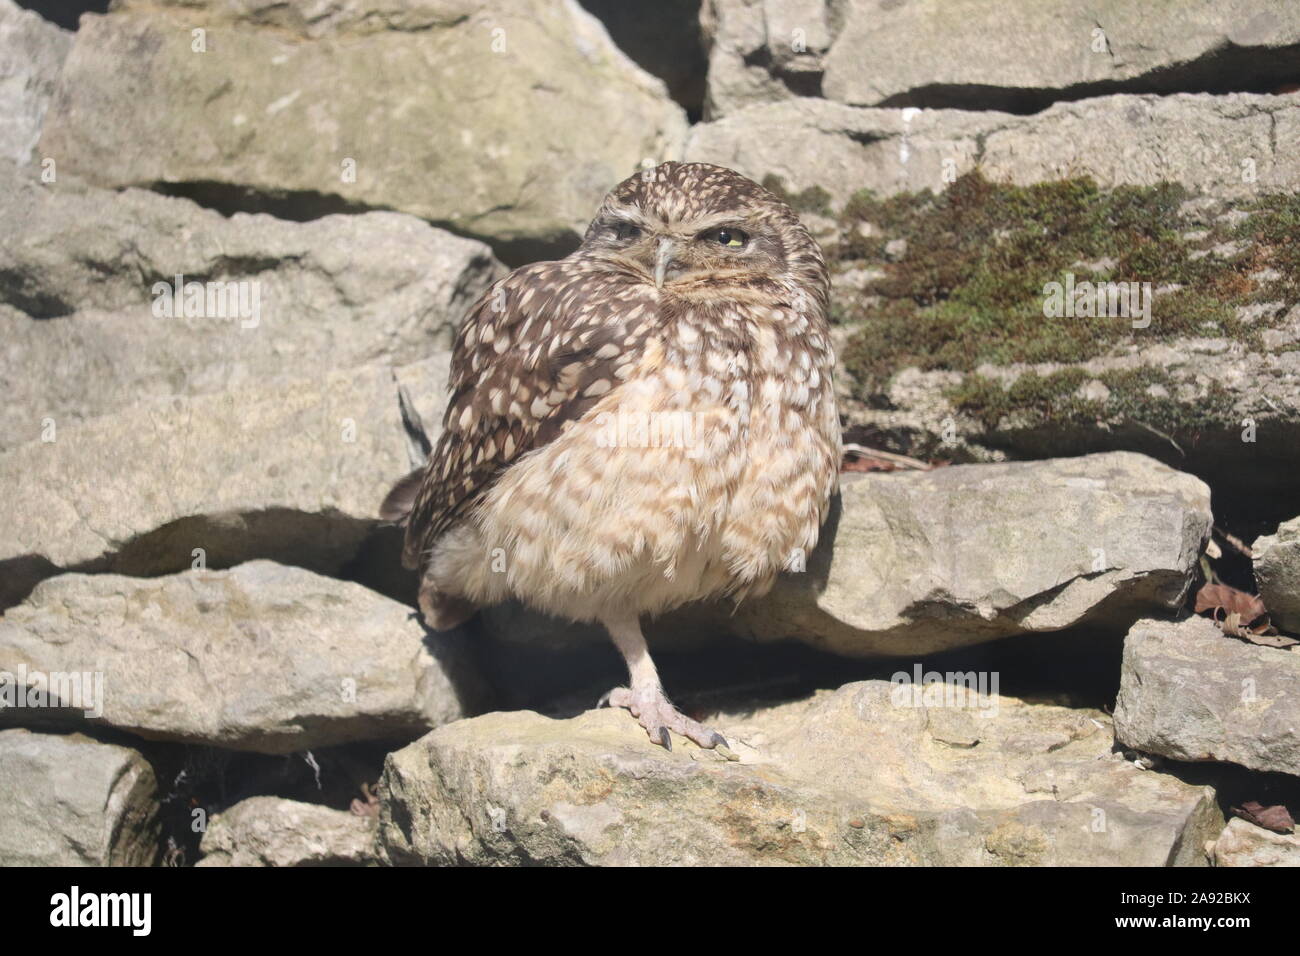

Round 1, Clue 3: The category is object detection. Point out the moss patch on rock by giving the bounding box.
[832,172,1298,401]
[949,367,1236,435]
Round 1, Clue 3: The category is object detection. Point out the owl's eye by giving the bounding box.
[611,222,641,241]
[706,228,749,248]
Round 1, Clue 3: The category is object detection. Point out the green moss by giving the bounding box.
[834,171,1297,404]
[761,174,834,218]
[951,366,1236,434]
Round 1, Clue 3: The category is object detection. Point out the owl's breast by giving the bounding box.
[447,302,838,618]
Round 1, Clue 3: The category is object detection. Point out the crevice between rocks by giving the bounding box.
[0,508,380,612]
[145,180,577,268]
[873,43,1300,115]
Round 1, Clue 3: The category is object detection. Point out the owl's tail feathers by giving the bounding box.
[379,468,423,525]
[418,584,478,631]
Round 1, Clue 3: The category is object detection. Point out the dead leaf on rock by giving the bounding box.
[1193,583,1298,647]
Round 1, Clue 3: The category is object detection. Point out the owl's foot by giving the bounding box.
[598,685,733,755]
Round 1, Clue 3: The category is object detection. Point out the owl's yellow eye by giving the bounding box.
[707,228,748,248]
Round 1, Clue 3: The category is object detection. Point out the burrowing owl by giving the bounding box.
[382,162,839,750]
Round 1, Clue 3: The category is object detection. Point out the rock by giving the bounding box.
[1255,516,1300,633]
[197,796,379,866]
[701,0,1300,118]
[0,0,72,165]
[38,0,687,258]
[687,94,1300,205]
[1211,818,1300,867]
[0,161,499,448]
[378,681,1221,866]
[0,356,447,610]
[0,728,160,866]
[1114,616,1300,777]
[728,452,1210,657]
[700,0,832,118]
[0,561,484,752]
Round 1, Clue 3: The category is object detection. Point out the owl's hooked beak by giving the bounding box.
[653,237,680,289]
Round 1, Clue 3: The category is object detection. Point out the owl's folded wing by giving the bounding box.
[381,258,658,571]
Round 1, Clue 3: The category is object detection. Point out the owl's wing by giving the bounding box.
[381,258,658,570]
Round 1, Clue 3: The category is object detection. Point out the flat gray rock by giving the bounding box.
[0,356,447,609]
[197,796,379,866]
[38,0,687,254]
[0,161,498,450]
[733,451,1210,656]
[0,728,160,866]
[0,561,484,753]
[0,0,71,165]
[688,94,1300,204]
[1114,616,1300,776]
[702,0,1300,117]
[1255,515,1300,633]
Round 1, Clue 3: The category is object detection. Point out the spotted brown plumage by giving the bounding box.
[383,258,660,570]
[381,161,839,751]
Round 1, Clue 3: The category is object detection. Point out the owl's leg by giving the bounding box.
[597,612,730,753]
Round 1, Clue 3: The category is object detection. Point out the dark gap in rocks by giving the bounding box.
[481,621,1128,722]
[579,0,707,123]
[13,0,108,30]
[876,43,1300,114]
[740,44,825,104]
[1121,752,1300,834]
[149,180,386,222]
[489,232,582,269]
[0,509,379,612]
[147,738,395,866]
[342,523,417,608]
[146,180,575,267]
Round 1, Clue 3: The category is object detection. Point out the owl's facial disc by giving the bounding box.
[590,207,775,290]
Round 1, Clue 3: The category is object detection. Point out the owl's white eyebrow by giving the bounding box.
[684,213,753,232]
[606,210,646,226]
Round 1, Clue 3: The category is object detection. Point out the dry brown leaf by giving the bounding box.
[1194,583,1267,622]
[841,455,897,473]
[1193,582,1297,646]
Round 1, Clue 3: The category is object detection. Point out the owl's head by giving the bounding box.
[579,162,828,308]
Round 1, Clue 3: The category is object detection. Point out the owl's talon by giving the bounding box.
[603,683,729,753]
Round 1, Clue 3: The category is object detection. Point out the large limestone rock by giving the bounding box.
[0,728,160,866]
[687,94,1300,205]
[378,681,1221,866]
[735,452,1210,656]
[197,796,379,866]
[38,0,688,256]
[702,0,1300,118]
[1114,617,1300,777]
[1211,818,1300,867]
[0,561,483,752]
[0,162,500,448]
[1255,516,1300,633]
[0,356,447,609]
[0,0,72,165]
